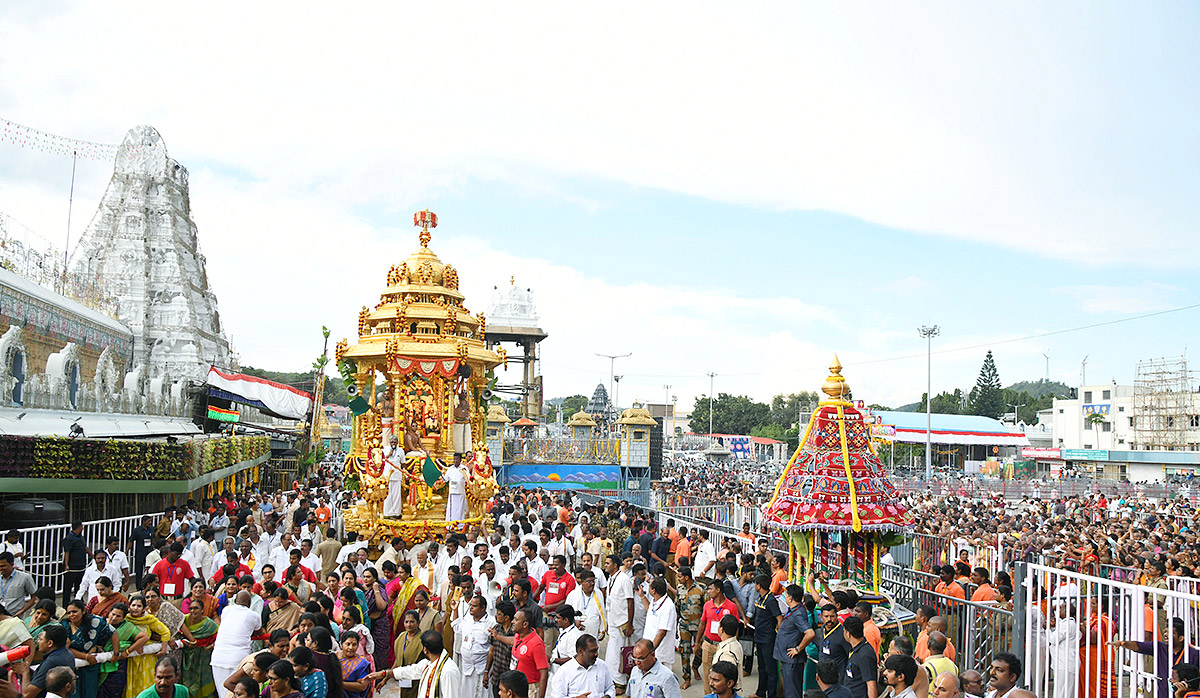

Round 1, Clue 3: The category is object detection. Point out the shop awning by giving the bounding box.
[205,367,312,420]
[874,411,1030,447]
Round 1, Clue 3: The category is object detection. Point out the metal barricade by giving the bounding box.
[1024,562,1200,698]
[880,563,1015,674]
[17,512,155,594]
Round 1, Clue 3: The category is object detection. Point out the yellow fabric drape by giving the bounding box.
[835,404,861,532]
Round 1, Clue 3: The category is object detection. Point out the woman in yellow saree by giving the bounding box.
[387,564,426,640]
[123,596,172,698]
[180,603,218,698]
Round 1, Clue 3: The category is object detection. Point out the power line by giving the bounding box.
[847,301,1200,368]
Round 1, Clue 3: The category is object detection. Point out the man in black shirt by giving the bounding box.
[638,521,657,566]
[752,574,782,698]
[128,515,156,579]
[841,616,878,698]
[773,584,814,698]
[816,604,851,676]
[61,521,88,603]
[14,625,74,698]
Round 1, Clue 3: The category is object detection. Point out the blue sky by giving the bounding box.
[0,2,1198,410]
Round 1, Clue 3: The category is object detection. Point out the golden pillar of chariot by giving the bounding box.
[339,210,504,543]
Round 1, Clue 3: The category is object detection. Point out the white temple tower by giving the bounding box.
[71,126,233,381]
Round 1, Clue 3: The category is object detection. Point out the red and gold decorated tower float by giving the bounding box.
[763,357,915,592]
[339,211,504,543]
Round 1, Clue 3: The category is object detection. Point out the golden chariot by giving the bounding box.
[338,210,505,543]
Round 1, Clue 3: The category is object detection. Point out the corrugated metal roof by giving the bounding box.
[0,407,200,438]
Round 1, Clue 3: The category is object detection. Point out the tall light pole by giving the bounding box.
[613,375,623,416]
[707,372,717,442]
[918,325,939,480]
[1042,352,1051,383]
[1008,402,1026,425]
[595,352,631,420]
[671,394,677,451]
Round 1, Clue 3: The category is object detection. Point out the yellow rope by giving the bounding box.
[836,404,861,532]
[873,539,880,592]
[766,409,817,510]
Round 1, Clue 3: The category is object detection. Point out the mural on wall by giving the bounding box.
[504,464,620,490]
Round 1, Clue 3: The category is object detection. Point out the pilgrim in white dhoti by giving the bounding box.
[444,463,468,521]
[371,632,462,698]
[383,436,406,518]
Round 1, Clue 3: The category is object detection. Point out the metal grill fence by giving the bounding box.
[16,512,157,595]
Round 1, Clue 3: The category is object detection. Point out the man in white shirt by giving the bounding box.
[549,607,584,677]
[640,577,677,666]
[478,560,502,617]
[370,631,462,698]
[269,533,296,576]
[209,506,230,541]
[693,532,717,583]
[603,554,635,691]
[1,530,23,571]
[578,553,607,593]
[451,594,494,698]
[548,527,575,566]
[522,541,549,585]
[565,571,607,642]
[260,520,282,556]
[210,591,263,693]
[378,537,409,569]
[103,537,131,591]
[190,529,217,583]
[336,532,367,564]
[299,540,321,578]
[437,539,466,583]
[77,550,124,600]
[548,633,615,698]
[210,537,237,579]
[413,548,438,591]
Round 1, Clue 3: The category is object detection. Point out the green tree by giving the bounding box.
[968,350,1004,419]
[560,394,589,421]
[768,392,821,428]
[545,404,558,422]
[689,393,771,435]
[750,423,786,441]
[920,389,966,415]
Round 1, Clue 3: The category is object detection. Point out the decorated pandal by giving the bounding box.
[763,357,915,593]
[339,211,504,543]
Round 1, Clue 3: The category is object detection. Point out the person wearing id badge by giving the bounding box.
[452,595,496,698]
[150,543,197,602]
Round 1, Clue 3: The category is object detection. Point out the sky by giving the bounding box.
[0,2,1198,413]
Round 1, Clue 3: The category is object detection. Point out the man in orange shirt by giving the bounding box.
[675,527,693,569]
[934,565,966,605]
[970,567,997,603]
[915,615,957,662]
[769,553,789,595]
[314,499,332,525]
[853,601,882,656]
[737,522,755,544]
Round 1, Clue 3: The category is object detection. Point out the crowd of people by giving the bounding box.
[2,465,1200,698]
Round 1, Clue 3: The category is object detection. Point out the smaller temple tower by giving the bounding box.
[616,404,656,506]
[567,408,597,440]
[486,404,511,473]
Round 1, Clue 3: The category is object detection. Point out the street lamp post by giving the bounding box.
[918,325,940,480]
[614,375,623,416]
[595,352,631,420]
[707,372,717,443]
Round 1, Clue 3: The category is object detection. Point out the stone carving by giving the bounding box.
[72,125,233,382]
[486,280,539,328]
[0,326,28,407]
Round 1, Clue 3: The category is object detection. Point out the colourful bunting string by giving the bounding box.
[0,117,130,161]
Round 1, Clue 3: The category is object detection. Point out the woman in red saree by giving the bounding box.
[386,563,426,665]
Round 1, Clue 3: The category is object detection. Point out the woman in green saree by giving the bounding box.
[180,602,218,698]
[98,603,150,698]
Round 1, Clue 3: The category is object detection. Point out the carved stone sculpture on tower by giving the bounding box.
[70,125,234,381]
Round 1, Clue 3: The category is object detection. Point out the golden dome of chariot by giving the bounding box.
[616,405,657,426]
[338,213,500,367]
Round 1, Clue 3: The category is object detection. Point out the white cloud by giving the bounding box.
[1,2,1197,268]
[1058,282,1182,314]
